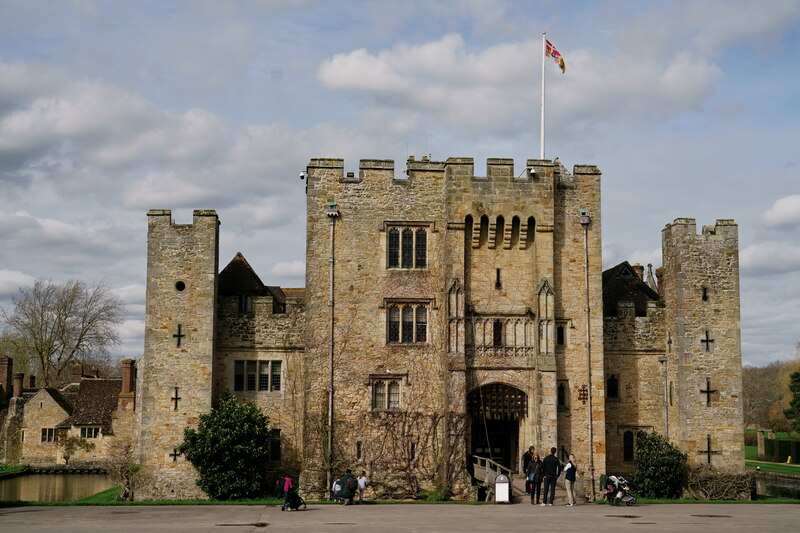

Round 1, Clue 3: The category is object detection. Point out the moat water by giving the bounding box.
[0,473,114,502]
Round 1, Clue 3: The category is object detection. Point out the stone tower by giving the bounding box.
[301,157,605,497]
[661,218,744,467]
[135,209,219,499]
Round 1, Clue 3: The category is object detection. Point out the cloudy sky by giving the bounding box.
[0,0,798,366]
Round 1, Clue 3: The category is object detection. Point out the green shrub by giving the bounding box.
[633,432,687,499]
[178,392,273,500]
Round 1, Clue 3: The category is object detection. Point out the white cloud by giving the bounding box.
[317,33,723,139]
[0,269,35,298]
[740,242,800,274]
[762,194,800,227]
[270,260,305,278]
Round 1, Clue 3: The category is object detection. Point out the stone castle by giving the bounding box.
[0,156,743,499]
[131,156,743,500]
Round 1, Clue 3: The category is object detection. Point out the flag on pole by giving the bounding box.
[545,40,566,73]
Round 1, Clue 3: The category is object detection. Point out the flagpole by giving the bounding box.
[540,32,546,159]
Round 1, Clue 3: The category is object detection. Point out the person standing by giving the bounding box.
[528,454,543,505]
[541,447,562,506]
[521,446,535,493]
[564,454,577,506]
[357,470,369,504]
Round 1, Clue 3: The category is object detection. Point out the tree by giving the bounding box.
[1,279,124,386]
[783,371,800,434]
[106,441,146,501]
[633,432,687,499]
[178,392,273,500]
[57,433,95,465]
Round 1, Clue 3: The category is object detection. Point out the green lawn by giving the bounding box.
[746,461,800,476]
[745,445,758,460]
[0,464,27,477]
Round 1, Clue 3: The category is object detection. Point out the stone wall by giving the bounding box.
[135,210,219,500]
[215,292,306,474]
[604,301,667,472]
[19,390,69,465]
[302,157,606,498]
[662,219,744,468]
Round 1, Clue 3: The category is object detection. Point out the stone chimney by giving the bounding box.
[656,267,665,297]
[121,359,136,394]
[632,263,644,281]
[70,362,83,384]
[0,356,12,401]
[27,375,36,388]
[13,372,23,398]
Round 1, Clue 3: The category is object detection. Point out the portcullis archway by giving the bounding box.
[467,383,528,470]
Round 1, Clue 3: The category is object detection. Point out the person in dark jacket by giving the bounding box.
[541,447,562,506]
[335,469,357,505]
[521,446,535,493]
[528,454,544,504]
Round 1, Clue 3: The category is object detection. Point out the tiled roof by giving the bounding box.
[218,252,291,303]
[59,378,121,434]
[283,288,306,299]
[602,261,660,317]
[42,388,74,415]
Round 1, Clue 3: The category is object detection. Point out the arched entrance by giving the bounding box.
[467,383,527,470]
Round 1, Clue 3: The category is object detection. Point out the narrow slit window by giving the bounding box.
[271,361,282,391]
[415,306,427,343]
[415,229,427,268]
[402,306,414,343]
[401,229,414,268]
[388,229,400,268]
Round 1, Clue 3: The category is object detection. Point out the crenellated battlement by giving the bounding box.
[662,217,738,242]
[146,209,219,228]
[306,157,601,185]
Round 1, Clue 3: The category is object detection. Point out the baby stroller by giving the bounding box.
[281,488,307,511]
[605,475,638,506]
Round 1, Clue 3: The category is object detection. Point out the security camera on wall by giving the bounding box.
[299,171,307,180]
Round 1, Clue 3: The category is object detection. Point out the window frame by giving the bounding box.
[41,427,55,443]
[384,222,430,270]
[80,427,101,439]
[385,301,429,345]
[370,375,406,411]
[234,359,283,393]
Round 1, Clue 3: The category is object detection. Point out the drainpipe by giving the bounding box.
[579,209,595,501]
[325,202,340,499]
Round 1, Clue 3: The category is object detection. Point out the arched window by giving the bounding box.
[388,381,400,409]
[387,306,400,343]
[415,306,427,342]
[493,319,504,347]
[607,375,619,399]
[372,381,386,409]
[623,431,634,461]
[402,306,414,343]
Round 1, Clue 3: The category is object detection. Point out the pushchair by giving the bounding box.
[604,475,638,506]
[281,488,307,511]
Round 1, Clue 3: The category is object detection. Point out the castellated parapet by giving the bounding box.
[303,156,605,498]
[135,209,219,500]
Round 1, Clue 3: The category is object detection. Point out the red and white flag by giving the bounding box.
[545,40,566,73]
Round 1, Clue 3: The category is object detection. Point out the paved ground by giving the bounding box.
[2,502,800,533]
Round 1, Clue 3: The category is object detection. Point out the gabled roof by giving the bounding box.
[602,261,660,317]
[58,378,121,434]
[218,252,286,302]
[32,388,74,415]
